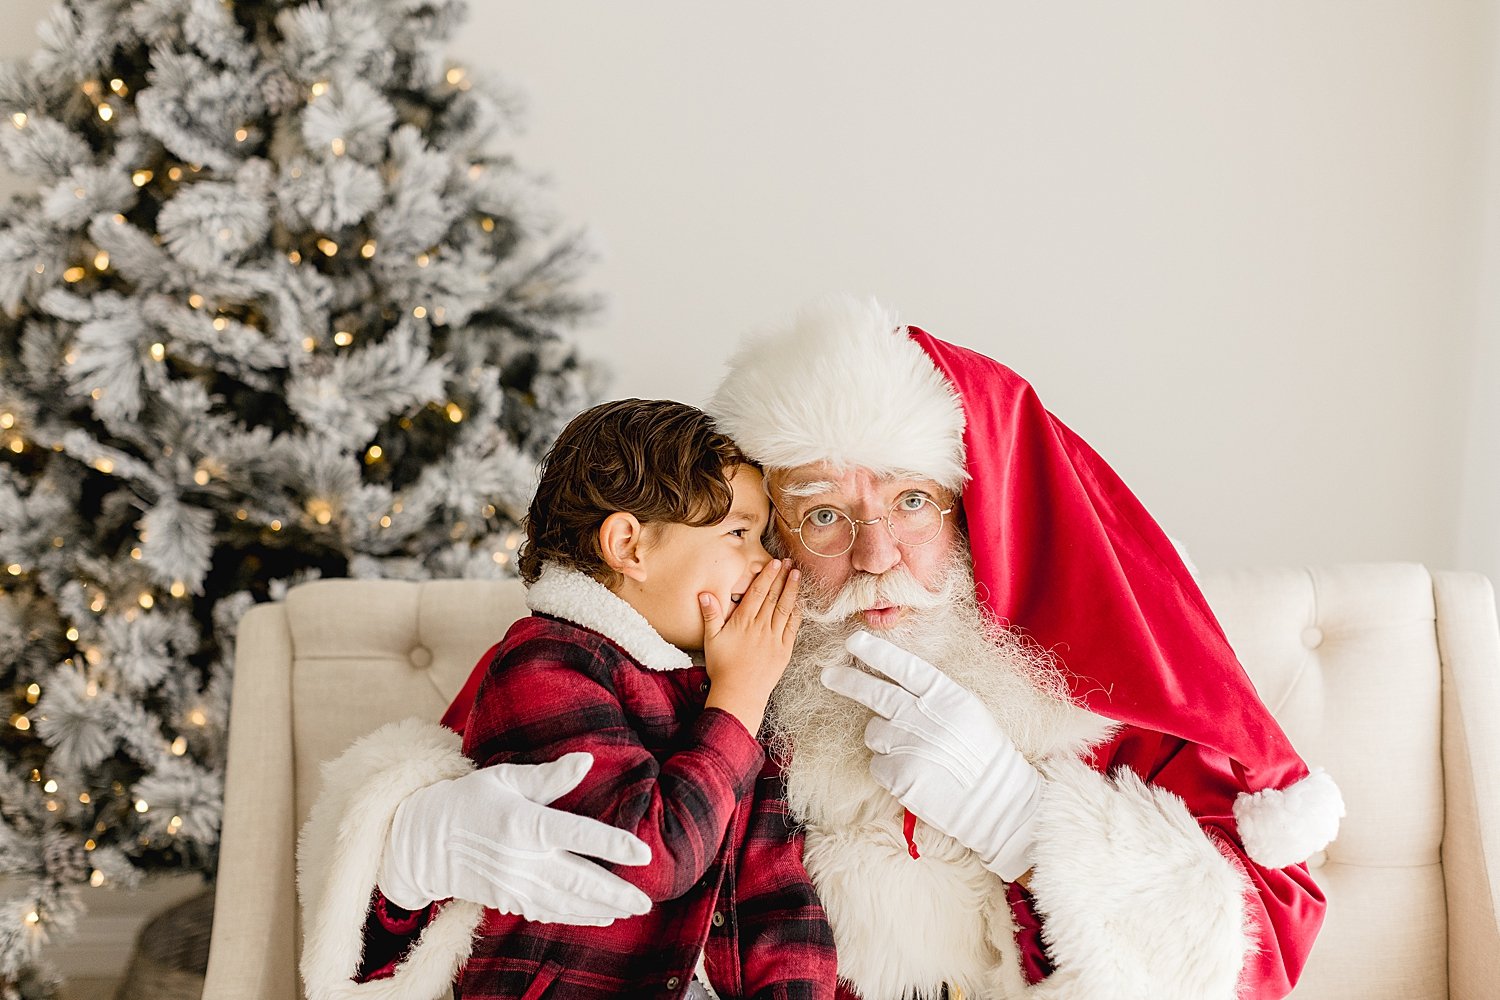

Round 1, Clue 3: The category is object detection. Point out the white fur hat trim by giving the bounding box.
[708,295,968,490]
[1233,767,1346,869]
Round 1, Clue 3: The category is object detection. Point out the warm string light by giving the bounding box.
[0,412,13,429]
[25,683,40,703]
[333,331,353,347]
[364,445,383,463]
[330,137,346,156]
[150,343,165,361]
[360,240,376,259]
[307,498,333,525]
[131,169,152,187]
[11,112,27,128]
[94,251,109,270]
[316,238,338,257]
[97,104,113,122]
[171,736,187,756]
[170,580,186,598]
[310,80,329,98]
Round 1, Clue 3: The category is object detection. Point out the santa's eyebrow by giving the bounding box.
[777,480,839,500]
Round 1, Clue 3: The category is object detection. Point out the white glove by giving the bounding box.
[822,630,1044,881]
[378,751,653,925]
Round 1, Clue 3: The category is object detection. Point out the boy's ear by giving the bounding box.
[598,512,648,583]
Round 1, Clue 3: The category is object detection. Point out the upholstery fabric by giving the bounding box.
[203,565,1500,1000]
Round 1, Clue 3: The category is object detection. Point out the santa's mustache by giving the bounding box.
[801,564,948,626]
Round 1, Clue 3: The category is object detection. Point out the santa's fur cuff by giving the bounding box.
[1023,758,1252,1000]
[1233,767,1345,870]
[298,718,482,1000]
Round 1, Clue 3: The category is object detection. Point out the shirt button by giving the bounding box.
[699,681,710,694]
[666,976,681,990]
[712,910,726,927]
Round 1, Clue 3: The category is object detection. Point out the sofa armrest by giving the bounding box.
[1434,571,1500,1000]
[204,602,299,1000]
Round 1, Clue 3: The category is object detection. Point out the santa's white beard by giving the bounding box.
[764,551,1112,1000]
[767,551,1107,823]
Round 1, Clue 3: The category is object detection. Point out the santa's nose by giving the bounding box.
[849,519,900,576]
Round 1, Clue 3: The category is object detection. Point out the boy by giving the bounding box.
[322,399,837,1000]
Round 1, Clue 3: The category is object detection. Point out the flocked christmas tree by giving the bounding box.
[0,0,601,992]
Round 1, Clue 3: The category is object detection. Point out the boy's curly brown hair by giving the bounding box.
[517,399,755,587]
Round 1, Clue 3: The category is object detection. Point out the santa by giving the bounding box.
[298,296,1342,1000]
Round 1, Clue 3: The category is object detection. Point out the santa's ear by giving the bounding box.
[598,512,648,583]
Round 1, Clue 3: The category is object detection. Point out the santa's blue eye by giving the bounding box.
[896,493,930,511]
[806,508,841,527]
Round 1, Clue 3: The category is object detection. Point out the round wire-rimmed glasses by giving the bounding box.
[775,493,954,558]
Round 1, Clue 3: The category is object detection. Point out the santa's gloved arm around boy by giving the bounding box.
[296,718,654,1000]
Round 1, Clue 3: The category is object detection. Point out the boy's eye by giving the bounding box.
[729,528,749,538]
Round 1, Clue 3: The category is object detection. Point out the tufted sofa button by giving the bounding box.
[1309,850,1328,869]
[1300,627,1324,650]
[409,645,433,668]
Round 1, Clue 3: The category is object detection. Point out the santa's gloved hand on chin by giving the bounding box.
[823,630,1043,882]
[378,750,653,924]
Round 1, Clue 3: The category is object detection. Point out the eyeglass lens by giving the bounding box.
[798,496,946,557]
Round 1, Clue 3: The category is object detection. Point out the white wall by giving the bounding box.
[5,1,1495,580]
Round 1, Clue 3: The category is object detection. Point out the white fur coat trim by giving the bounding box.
[1020,758,1252,1000]
[528,563,692,672]
[298,718,483,1000]
[1234,767,1345,870]
[708,295,968,490]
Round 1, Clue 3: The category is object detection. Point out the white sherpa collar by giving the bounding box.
[708,295,968,491]
[527,563,693,672]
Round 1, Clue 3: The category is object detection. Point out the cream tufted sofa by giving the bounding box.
[201,564,1500,1000]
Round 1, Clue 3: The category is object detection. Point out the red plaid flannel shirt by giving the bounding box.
[361,612,836,1000]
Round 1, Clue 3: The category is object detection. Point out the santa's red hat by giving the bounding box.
[709,295,1342,869]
